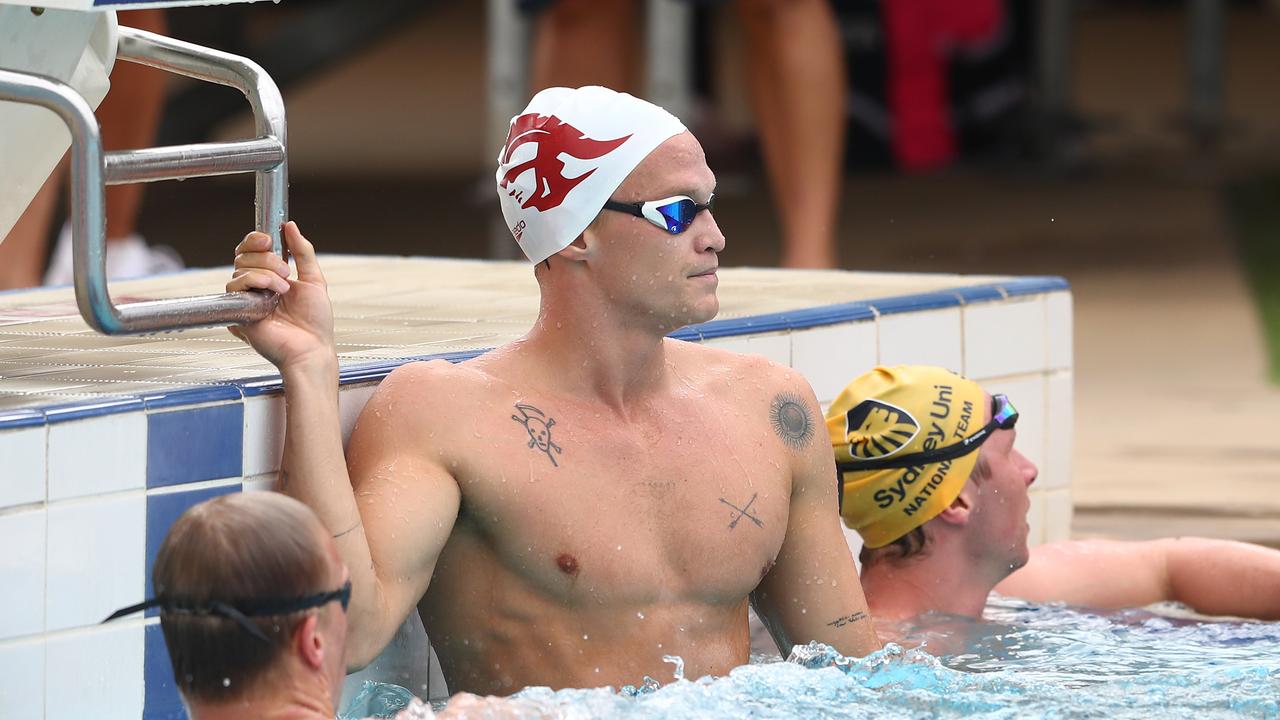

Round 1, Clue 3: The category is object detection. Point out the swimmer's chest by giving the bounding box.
[458,398,792,603]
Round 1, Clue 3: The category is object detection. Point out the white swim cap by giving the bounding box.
[495,86,687,264]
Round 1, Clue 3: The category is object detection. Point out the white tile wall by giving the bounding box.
[1042,371,1074,491]
[0,508,45,640]
[878,308,963,372]
[46,494,145,633]
[963,297,1046,380]
[981,374,1048,476]
[1046,292,1073,370]
[0,637,44,720]
[242,395,285,476]
[791,322,877,404]
[339,382,380,445]
[45,623,143,720]
[47,413,146,501]
[704,332,791,366]
[0,426,45,509]
[1044,488,1073,543]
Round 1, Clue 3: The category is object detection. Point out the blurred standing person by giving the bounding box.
[526,0,847,269]
[0,9,182,290]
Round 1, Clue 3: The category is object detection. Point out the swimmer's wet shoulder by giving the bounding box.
[690,345,880,658]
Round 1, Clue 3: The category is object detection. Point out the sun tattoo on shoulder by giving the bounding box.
[769,391,816,451]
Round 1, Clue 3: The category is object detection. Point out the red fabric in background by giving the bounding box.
[883,0,1004,171]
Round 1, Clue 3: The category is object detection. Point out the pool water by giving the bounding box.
[343,596,1280,719]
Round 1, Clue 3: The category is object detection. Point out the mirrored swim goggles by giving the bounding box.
[602,193,715,234]
[101,579,352,643]
[836,394,1019,472]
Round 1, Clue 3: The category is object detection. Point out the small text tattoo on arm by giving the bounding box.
[719,493,764,530]
[770,392,816,450]
[512,402,563,467]
[826,611,869,629]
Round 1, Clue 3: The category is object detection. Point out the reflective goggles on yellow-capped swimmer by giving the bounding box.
[602,194,715,234]
[837,394,1018,472]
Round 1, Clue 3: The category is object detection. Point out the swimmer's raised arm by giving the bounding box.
[996,538,1280,620]
[750,377,880,658]
[227,223,459,669]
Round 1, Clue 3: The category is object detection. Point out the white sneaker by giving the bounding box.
[44,222,184,286]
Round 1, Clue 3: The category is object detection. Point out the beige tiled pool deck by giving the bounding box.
[0,257,1019,410]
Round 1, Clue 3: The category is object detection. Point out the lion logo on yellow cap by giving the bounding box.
[844,399,920,460]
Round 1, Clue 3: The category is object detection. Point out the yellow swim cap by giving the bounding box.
[826,365,986,548]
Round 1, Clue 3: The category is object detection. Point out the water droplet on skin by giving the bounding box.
[637,612,645,620]
[583,634,589,640]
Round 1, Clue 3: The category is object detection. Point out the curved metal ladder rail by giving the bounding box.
[0,26,286,334]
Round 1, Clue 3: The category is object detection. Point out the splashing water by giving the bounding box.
[661,655,685,682]
[343,596,1280,719]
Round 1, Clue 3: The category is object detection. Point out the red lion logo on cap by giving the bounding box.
[499,113,631,212]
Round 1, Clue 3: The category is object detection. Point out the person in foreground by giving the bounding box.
[104,492,351,719]
[103,492,500,719]
[828,365,1280,624]
[226,86,880,694]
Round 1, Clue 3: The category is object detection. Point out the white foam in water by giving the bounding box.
[342,597,1280,719]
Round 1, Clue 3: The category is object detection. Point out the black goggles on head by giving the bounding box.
[836,394,1018,473]
[101,580,352,644]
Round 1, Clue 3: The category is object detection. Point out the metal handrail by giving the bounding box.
[0,26,288,334]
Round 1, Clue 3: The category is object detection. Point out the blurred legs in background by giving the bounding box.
[0,167,61,289]
[735,0,845,269]
[530,0,846,269]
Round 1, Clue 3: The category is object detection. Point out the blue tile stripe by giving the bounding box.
[144,623,187,720]
[0,278,1069,428]
[144,484,243,611]
[147,405,244,488]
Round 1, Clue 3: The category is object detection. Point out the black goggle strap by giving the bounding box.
[101,581,351,644]
[103,598,271,643]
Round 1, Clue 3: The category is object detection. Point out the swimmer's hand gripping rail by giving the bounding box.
[0,27,286,334]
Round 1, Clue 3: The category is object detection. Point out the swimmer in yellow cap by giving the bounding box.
[830,365,1280,624]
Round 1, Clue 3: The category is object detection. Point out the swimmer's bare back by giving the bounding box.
[344,338,877,693]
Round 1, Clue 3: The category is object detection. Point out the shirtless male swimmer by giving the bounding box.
[227,86,880,695]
